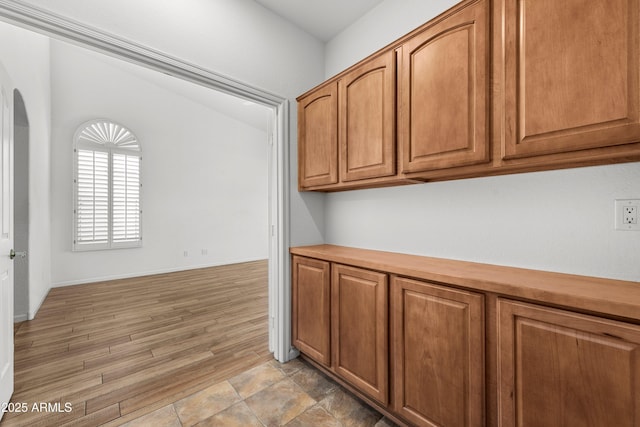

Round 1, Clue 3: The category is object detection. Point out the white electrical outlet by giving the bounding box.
[624,206,637,224]
[615,199,640,231]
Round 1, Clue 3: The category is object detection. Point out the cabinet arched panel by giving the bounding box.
[340,51,396,182]
[298,83,338,188]
[400,0,489,173]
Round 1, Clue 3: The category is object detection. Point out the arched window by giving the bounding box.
[73,119,142,251]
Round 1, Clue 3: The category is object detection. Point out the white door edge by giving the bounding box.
[0,59,15,418]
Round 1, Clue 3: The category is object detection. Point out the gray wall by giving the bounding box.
[14,113,29,320]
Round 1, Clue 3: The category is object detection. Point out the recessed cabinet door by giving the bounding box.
[498,299,640,427]
[339,51,396,182]
[392,277,484,427]
[399,0,489,173]
[292,256,331,366]
[502,0,640,159]
[332,264,388,404]
[298,83,338,189]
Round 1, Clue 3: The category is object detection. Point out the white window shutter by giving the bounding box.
[73,120,142,251]
[112,153,141,242]
[76,149,109,244]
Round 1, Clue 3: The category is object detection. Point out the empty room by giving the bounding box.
[1,0,639,426]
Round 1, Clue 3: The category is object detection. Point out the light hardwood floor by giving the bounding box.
[1,260,271,426]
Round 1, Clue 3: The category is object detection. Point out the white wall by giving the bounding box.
[50,40,272,286]
[0,22,52,319]
[324,0,640,281]
[17,0,328,248]
[325,0,459,77]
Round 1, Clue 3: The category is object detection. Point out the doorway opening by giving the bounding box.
[0,3,293,363]
[13,89,28,322]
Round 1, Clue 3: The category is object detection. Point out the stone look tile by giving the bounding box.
[375,416,399,427]
[229,361,285,398]
[121,359,390,427]
[342,407,385,427]
[174,380,241,426]
[120,404,181,427]
[319,388,362,419]
[271,357,305,376]
[244,377,316,426]
[291,363,338,401]
[286,404,342,427]
[194,402,263,427]
[320,388,383,427]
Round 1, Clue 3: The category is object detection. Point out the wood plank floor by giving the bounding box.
[1,260,271,426]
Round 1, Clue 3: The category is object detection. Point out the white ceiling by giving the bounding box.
[253,0,385,42]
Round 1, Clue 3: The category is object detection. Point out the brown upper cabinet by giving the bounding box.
[501,0,640,159]
[298,51,397,190]
[339,51,396,182]
[399,0,489,173]
[298,83,338,189]
[297,0,640,191]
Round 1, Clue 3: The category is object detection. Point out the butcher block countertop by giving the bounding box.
[290,244,640,322]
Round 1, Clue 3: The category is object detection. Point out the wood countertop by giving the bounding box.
[290,244,640,322]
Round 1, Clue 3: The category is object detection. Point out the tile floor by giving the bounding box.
[120,358,397,427]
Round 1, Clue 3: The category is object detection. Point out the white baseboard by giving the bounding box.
[28,287,50,320]
[15,286,51,322]
[14,313,28,323]
[50,258,268,288]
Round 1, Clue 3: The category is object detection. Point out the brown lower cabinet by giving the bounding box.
[392,277,484,427]
[332,264,389,404]
[497,299,640,427]
[291,256,331,366]
[292,256,483,426]
[291,249,640,427]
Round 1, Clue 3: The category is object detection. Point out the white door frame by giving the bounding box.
[0,0,295,362]
[0,57,15,417]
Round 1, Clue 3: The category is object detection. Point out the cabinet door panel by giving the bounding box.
[400,0,489,173]
[292,256,331,366]
[502,0,640,159]
[298,83,338,188]
[392,277,484,427]
[498,299,640,427]
[339,51,395,182]
[332,264,388,404]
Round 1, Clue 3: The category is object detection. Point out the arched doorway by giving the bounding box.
[14,89,29,321]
